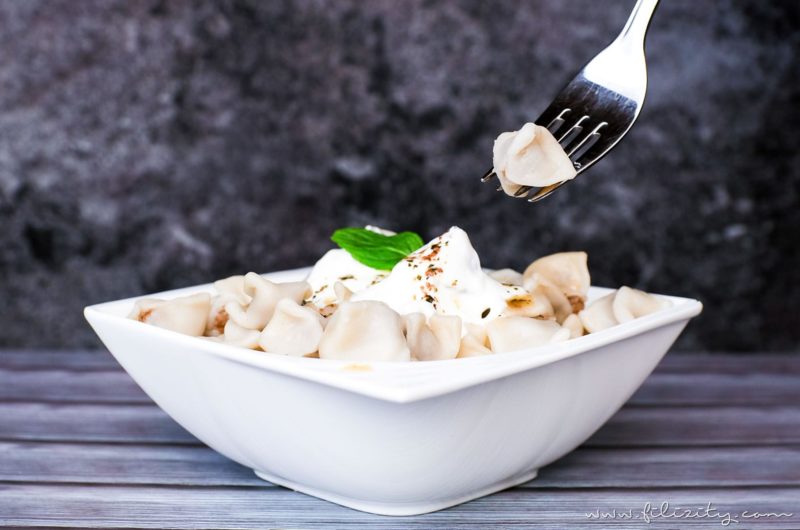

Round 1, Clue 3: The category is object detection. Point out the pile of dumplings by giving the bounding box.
[129,253,670,362]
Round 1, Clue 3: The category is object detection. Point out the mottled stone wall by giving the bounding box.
[0,0,797,350]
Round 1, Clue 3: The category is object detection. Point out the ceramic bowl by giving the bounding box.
[85,267,702,515]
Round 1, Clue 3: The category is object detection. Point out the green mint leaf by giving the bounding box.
[331,228,425,271]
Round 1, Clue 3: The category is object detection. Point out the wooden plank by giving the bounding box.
[1,484,798,529]
[1,365,798,407]
[533,445,800,488]
[0,441,262,487]
[1,402,799,447]
[0,403,197,444]
[1,441,798,489]
[590,405,800,446]
[654,353,800,375]
[630,373,800,406]
[0,369,150,403]
[0,350,120,371]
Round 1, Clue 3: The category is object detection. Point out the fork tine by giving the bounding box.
[546,109,571,134]
[558,115,590,148]
[527,182,564,203]
[568,122,607,160]
[513,186,531,198]
[481,169,496,182]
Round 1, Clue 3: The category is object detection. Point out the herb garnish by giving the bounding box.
[331,227,425,271]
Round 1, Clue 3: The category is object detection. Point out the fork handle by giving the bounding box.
[616,0,659,48]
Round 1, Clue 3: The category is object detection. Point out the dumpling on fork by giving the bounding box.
[492,122,577,196]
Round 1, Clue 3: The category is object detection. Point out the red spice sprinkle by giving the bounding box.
[420,243,442,262]
[425,267,443,278]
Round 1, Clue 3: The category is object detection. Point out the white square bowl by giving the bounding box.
[84,267,702,516]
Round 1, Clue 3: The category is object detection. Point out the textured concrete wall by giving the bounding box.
[0,0,798,350]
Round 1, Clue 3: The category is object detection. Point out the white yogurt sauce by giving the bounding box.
[351,227,520,326]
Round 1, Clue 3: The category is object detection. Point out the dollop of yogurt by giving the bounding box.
[351,227,521,326]
[304,249,387,309]
[305,226,396,310]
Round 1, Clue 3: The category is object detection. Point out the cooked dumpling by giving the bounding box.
[205,276,252,336]
[206,296,230,337]
[578,292,618,333]
[456,323,493,358]
[222,319,261,349]
[524,251,590,313]
[486,316,570,353]
[225,272,311,330]
[259,299,325,356]
[493,122,577,196]
[404,313,462,361]
[319,301,410,362]
[523,273,572,323]
[562,313,585,339]
[612,286,671,323]
[579,287,670,334]
[457,335,493,358]
[333,281,354,303]
[214,275,250,304]
[129,293,211,336]
[502,286,554,319]
[488,268,524,286]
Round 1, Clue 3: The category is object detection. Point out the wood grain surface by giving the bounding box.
[1,350,799,529]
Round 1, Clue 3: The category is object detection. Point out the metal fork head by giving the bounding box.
[483,0,656,202]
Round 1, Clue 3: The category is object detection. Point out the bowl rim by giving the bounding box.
[84,267,703,403]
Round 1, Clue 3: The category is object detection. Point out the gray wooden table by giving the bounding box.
[1,350,799,529]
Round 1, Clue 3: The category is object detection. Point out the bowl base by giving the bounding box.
[253,467,539,516]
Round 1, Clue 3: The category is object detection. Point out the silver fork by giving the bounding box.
[483,0,659,202]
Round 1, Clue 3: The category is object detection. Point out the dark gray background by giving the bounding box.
[0,0,797,351]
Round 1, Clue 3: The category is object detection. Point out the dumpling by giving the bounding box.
[206,296,230,336]
[523,251,590,313]
[319,301,410,362]
[456,323,493,358]
[562,313,585,339]
[502,286,554,319]
[333,281,354,303]
[404,313,461,361]
[579,292,618,333]
[259,299,325,356]
[579,287,670,334]
[222,319,261,349]
[492,123,577,195]
[129,293,211,336]
[486,316,570,354]
[523,273,572,323]
[488,268,524,286]
[225,272,310,330]
[214,275,250,304]
[612,286,671,323]
[206,275,251,336]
